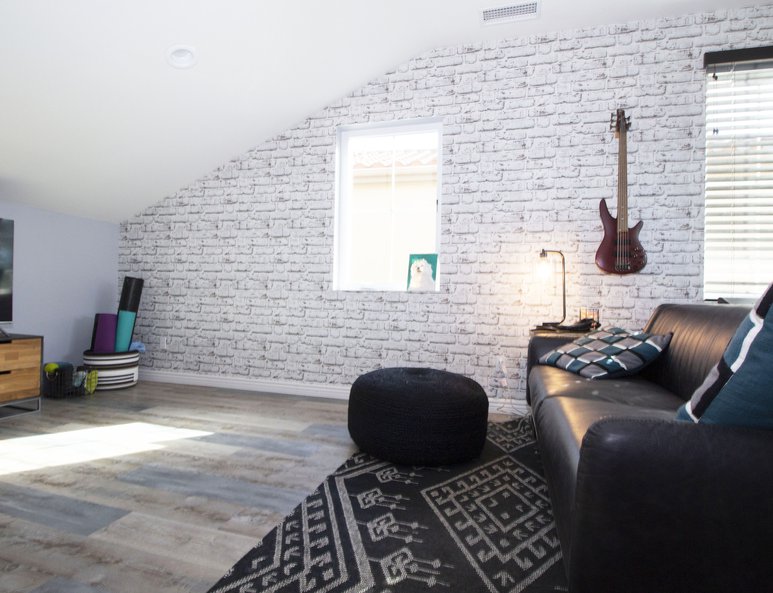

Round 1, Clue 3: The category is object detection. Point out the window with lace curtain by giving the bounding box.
[704,47,773,301]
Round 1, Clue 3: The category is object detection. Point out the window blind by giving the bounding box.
[704,57,773,300]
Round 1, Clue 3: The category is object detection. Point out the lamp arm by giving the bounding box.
[539,249,567,325]
[559,251,566,324]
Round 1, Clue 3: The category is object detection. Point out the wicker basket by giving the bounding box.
[43,364,88,399]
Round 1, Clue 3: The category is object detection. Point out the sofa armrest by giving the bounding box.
[569,417,773,593]
[526,335,571,404]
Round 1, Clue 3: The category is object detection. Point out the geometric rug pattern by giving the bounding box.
[207,416,568,593]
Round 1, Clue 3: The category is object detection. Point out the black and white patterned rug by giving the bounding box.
[207,416,568,593]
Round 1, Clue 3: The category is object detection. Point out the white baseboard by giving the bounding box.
[139,368,351,400]
[139,368,530,416]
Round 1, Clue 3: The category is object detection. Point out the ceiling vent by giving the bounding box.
[481,2,540,25]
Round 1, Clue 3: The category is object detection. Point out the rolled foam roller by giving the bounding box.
[118,276,144,313]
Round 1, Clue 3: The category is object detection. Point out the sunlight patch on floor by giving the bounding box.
[0,422,212,476]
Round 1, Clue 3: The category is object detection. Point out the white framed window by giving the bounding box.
[334,119,441,291]
[704,48,773,300]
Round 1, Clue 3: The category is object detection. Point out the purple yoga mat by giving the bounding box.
[91,313,118,353]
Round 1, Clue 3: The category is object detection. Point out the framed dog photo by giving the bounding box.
[407,253,438,292]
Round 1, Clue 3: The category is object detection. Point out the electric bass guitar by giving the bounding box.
[595,109,646,274]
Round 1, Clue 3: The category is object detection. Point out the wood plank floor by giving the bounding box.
[0,382,360,593]
[0,382,513,593]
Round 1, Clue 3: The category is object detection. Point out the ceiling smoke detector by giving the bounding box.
[481,2,540,25]
[166,45,197,69]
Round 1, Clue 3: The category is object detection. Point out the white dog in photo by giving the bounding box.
[408,258,436,292]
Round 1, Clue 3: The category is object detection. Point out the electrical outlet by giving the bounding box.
[159,336,167,350]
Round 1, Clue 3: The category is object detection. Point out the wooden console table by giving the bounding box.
[0,334,43,418]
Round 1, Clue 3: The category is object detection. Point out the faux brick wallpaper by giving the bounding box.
[120,5,773,412]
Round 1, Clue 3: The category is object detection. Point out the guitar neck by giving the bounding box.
[617,126,628,233]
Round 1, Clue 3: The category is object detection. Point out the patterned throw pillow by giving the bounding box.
[538,327,673,379]
[676,282,773,428]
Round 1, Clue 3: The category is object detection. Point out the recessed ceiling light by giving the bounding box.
[166,45,197,69]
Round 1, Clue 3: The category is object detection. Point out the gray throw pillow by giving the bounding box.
[539,327,672,379]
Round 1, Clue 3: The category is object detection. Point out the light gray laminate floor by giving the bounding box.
[0,382,360,593]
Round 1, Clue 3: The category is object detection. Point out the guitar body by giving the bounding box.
[596,109,647,274]
[595,199,646,274]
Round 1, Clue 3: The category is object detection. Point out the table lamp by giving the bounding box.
[534,248,566,330]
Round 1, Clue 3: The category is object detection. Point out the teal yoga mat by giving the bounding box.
[114,310,136,352]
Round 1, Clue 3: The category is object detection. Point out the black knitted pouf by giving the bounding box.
[347,367,489,466]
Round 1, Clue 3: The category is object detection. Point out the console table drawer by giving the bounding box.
[0,367,40,401]
[0,335,43,414]
[0,339,42,372]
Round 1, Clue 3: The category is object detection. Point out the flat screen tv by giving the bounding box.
[0,219,13,323]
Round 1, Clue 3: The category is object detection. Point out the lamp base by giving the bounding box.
[533,319,597,333]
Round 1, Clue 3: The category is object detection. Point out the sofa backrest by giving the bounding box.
[640,303,749,401]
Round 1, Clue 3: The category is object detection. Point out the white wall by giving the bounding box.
[120,5,773,412]
[0,200,119,363]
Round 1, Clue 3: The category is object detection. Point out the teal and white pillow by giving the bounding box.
[677,282,773,429]
[539,327,672,379]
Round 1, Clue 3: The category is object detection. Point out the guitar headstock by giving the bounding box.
[610,109,631,137]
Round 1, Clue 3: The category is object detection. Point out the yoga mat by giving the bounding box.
[114,310,136,352]
[91,313,118,353]
[118,276,144,313]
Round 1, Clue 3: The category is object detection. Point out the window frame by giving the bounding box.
[333,118,442,292]
[703,46,773,301]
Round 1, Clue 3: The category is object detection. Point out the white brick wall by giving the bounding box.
[120,5,773,411]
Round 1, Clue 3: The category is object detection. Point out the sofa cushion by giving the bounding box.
[677,283,773,429]
[538,327,672,379]
[639,303,750,401]
[529,366,684,415]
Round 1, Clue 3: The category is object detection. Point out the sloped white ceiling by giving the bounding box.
[0,0,755,222]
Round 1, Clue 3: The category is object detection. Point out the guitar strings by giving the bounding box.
[616,115,630,271]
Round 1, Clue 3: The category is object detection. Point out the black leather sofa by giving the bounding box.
[527,303,773,593]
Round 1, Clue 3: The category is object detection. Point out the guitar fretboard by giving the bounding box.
[615,111,630,271]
